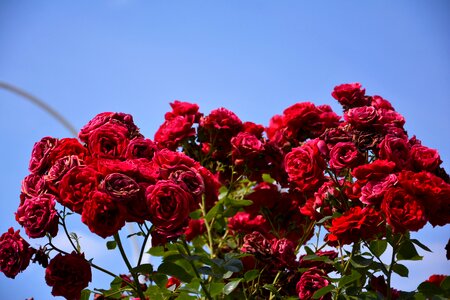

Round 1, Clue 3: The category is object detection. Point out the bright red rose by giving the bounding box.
[231,132,264,162]
[45,252,92,300]
[228,212,269,235]
[425,274,447,286]
[145,180,192,235]
[168,167,205,207]
[296,269,331,300]
[29,137,58,174]
[154,115,196,150]
[328,142,364,171]
[58,166,101,213]
[352,159,396,181]
[79,112,140,143]
[15,194,59,238]
[332,83,368,108]
[242,121,265,138]
[381,187,427,233]
[371,95,394,110]
[410,144,441,172]
[184,219,206,242]
[344,106,378,129]
[45,155,84,193]
[87,123,131,159]
[326,206,384,245]
[300,180,337,220]
[81,191,126,238]
[21,174,46,201]
[0,228,34,279]
[285,139,326,192]
[48,138,86,165]
[360,174,398,206]
[378,134,411,170]
[124,137,157,159]
[164,100,202,122]
[376,108,405,131]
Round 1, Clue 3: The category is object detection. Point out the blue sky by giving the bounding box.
[0,1,449,299]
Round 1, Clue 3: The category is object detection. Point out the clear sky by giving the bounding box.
[0,1,449,299]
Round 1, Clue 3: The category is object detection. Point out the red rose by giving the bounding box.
[271,238,296,268]
[59,166,101,214]
[184,219,206,242]
[228,212,269,235]
[79,112,140,143]
[326,206,384,245]
[376,108,405,131]
[296,269,331,300]
[245,182,279,215]
[328,142,364,171]
[48,138,86,165]
[87,123,130,159]
[352,160,396,181]
[231,132,264,163]
[381,187,427,233]
[299,250,338,274]
[371,95,394,110]
[45,251,92,300]
[154,116,196,150]
[164,101,202,122]
[0,228,34,279]
[360,174,398,206]
[15,194,59,238]
[168,167,205,206]
[81,191,126,238]
[28,137,58,174]
[124,138,157,159]
[45,155,84,193]
[300,180,337,220]
[145,180,192,235]
[21,174,46,201]
[285,139,326,192]
[344,106,378,129]
[241,231,273,261]
[331,83,368,108]
[410,144,441,172]
[378,134,411,170]
[425,274,447,286]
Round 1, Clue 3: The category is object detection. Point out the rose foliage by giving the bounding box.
[1,83,450,299]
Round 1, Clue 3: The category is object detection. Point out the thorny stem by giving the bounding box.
[114,234,146,300]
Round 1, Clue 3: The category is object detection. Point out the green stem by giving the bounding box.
[114,234,146,300]
[269,271,282,300]
[181,240,213,300]
[138,225,152,266]
[58,209,79,253]
[201,200,215,258]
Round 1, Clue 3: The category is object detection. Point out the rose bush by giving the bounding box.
[0,83,449,299]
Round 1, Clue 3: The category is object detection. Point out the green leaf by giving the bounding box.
[411,239,432,252]
[417,282,443,297]
[441,276,450,290]
[339,270,361,288]
[263,284,279,296]
[397,241,423,261]
[176,292,197,300]
[225,198,253,207]
[131,263,153,275]
[152,273,168,289]
[106,240,117,250]
[205,202,223,222]
[224,279,242,295]
[317,215,333,225]
[158,262,193,283]
[148,246,165,256]
[350,256,373,268]
[369,240,388,257]
[312,285,334,299]
[244,269,259,282]
[392,263,409,277]
[80,289,91,300]
[262,173,275,183]
[209,282,225,297]
[126,232,144,238]
[223,258,243,273]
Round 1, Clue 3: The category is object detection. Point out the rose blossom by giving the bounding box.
[81,191,126,238]
[381,187,427,233]
[296,269,331,300]
[328,142,364,171]
[228,212,269,235]
[87,123,131,159]
[0,228,34,279]
[58,166,101,213]
[271,238,296,268]
[241,231,273,261]
[378,134,411,170]
[21,174,46,200]
[124,137,157,159]
[45,251,92,300]
[410,144,441,172]
[15,194,59,238]
[360,174,398,206]
[145,180,193,236]
[45,155,84,193]
[184,219,206,242]
[331,82,368,108]
[352,159,396,181]
[344,106,378,129]
[285,139,326,192]
[28,136,58,174]
[48,138,86,165]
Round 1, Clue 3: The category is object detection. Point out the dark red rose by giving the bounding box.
[300,180,338,220]
[381,187,427,233]
[332,83,368,108]
[241,231,273,261]
[242,121,265,138]
[168,167,205,206]
[410,144,441,172]
[299,250,338,274]
[29,137,58,174]
[21,174,46,201]
[352,160,396,181]
[378,134,411,170]
[271,238,296,268]
[81,191,126,238]
[79,112,140,143]
[59,166,101,213]
[285,139,326,192]
[371,95,394,110]
[125,138,157,159]
[228,212,269,235]
[296,269,331,300]
[360,174,398,206]
[376,108,405,131]
[153,149,198,172]
[184,219,206,242]
[87,123,131,159]
[45,155,84,193]
[245,182,280,215]
[326,206,384,245]
[231,132,264,163]
[154,116,197,150]
[145,180,193,235]
[328,142,364,171]
[15,194,59,238]
[48,138,86,165]
[369,275,400,299]
[0,228,34,279]
[344,106,378,129]
[45,251,92,300]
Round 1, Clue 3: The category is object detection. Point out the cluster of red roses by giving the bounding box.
[0,83,448,299]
